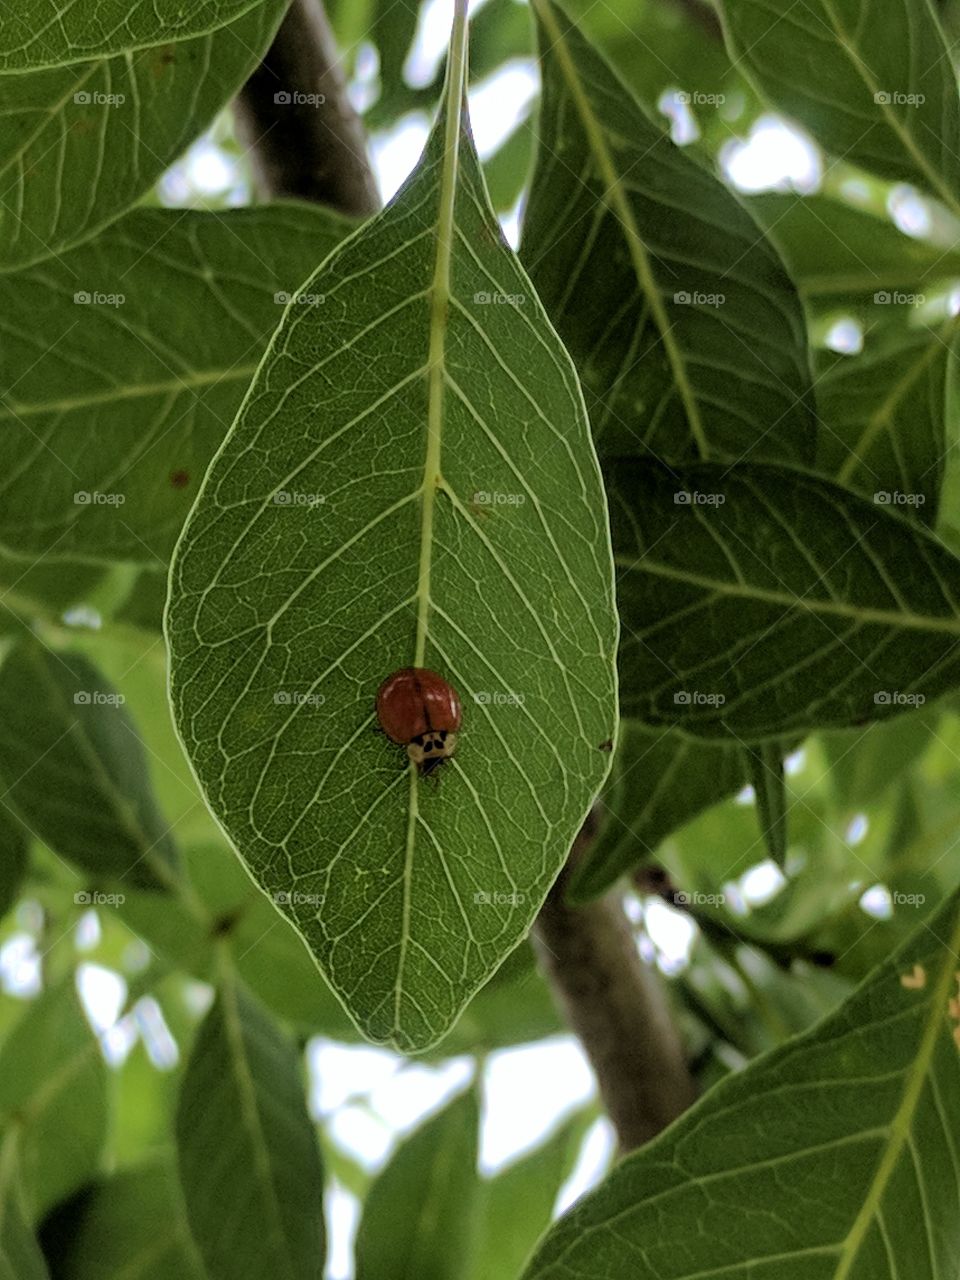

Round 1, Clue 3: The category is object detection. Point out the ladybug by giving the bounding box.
[376,667,461,775]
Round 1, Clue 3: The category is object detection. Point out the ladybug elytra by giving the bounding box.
[376,667,461,775]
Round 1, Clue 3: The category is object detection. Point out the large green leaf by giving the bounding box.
[43,1163,204,1280]
[0,2,287,269]
[0,0,278,70]
[719,0,960,207]
[613,458,960,739]
[524,887,960,1279]
[167,17,618,1051]
[568,720,749,901]
[0,205,353,561]
[0,982,107,1220]
[176,972,325,1280]
[355,1089,479,1280]
[0,643,178,890]
[521,0,814,465]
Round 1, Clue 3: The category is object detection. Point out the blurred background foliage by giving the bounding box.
[3,0,960,1273]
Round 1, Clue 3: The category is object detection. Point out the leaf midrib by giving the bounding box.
[613,554,960,635]
[834,906,960,1276]
[394,0,470,1041]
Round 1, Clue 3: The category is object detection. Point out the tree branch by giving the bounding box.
[533,816,697,1153]
[234,0,380,217]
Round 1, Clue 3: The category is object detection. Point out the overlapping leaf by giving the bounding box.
[356,1089,479,1280]
[0,643,177,889]
[40,1163,204,1280]
[167,54,618,1049]
[568,720,748,901]
[0,2,288,269]
[520,0,814,465]
[0,1135,48,1280]
[746,194,960,299]
[524,888,960,1280]
[816,325,956,523]
[176,974,325,1280]
[0,982,107,1220]
[720,0,960,205]
[612,458,960,739]
[0,206,352,562]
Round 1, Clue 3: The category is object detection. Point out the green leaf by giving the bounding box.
[0,643,178,890]
[0,2,288,269]
[41,1162,204,1280]
[0,981,107,1220]
[745,741,787,866]
[521,0,814,464]
[815,325,955,523]
[468,1114,588,1280]
[0,1134,49,1280]
[176,972,325,1280]
[745,194,960,297]
[0,205,353,561]
[524,887,960,1279]
[355,1089,480,1280]
[0,0,280,69]
[719,0,960,208]
[167,22,618,1051]
[613,457,960,739]
[569,720,749,901]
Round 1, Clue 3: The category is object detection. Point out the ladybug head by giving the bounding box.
[406,728,457,775]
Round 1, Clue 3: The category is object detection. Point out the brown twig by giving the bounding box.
[234,0,380,216]
[533,814,697,1153]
